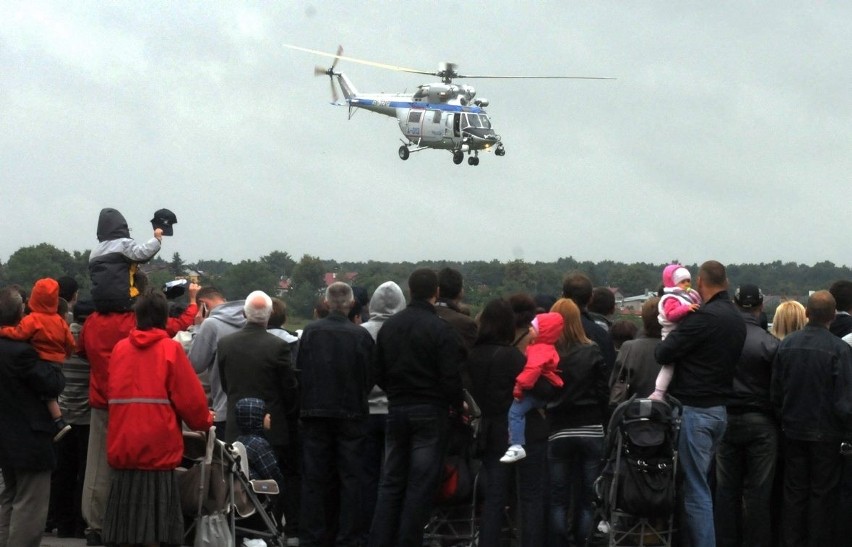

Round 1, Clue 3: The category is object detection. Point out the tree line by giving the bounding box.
[2,243,850,319]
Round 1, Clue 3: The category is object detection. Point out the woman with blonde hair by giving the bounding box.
[547,298,608,546]
[771,300,807,340]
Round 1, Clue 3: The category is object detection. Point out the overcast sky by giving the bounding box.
[2,2,849,268]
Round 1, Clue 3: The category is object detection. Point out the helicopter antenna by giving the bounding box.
[313,45,344,102]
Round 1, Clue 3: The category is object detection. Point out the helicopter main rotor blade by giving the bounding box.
[456,74,615,80]
[284,44,435,77]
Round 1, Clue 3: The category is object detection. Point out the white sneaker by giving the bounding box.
[500,445,526,463]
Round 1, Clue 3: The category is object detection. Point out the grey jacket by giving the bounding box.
[188,300,246,421]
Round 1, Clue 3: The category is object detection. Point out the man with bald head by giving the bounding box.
[217,290,297,446]
[655,260,746,547]
[771,290,852,546]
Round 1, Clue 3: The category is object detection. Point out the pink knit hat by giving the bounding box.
[662,264,691,288]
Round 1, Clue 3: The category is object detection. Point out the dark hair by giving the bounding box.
[134,287,168,330]
[508,293,537,328]
[533,293,557,314]
[829,280,852,313]
[561,272,593,309]
[197,286,226,302]
[807,290,836,325]
[698,260,727,288]
[476,298,515,345]
[438,267,464,300]
[610,319,638,349]
[642,297,662,338]
[348,299,363,322]
[589,287,616,315]
[269,298,287,328]
[409,268,439,301]
[314,299,329,319]
[0,287,24,327]
[57,276,79,302]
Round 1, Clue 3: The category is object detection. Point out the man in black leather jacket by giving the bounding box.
[714,284,779,547]
[771,290,852,546]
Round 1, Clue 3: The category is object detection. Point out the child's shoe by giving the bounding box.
[500,444,526,463]
[54,418,72,442]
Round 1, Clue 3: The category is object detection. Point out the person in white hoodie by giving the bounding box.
[359,281,406,543]
[188,287,246,432]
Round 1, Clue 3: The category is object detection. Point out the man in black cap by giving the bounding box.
[714,284,780,547]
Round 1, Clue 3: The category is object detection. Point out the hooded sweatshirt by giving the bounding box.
[107,328,211,470]
[0,278,75,362]
[362,282,406,414]
[88,208,161,312]
[235,397,285,485]
[514,312,565,399]
[188,300,247,421]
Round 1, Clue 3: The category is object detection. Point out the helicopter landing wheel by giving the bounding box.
[468,157,479,166]
[452,151,464,165]
[398,146,410,161]
[495,145,506,157]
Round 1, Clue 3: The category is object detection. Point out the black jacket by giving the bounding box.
[549,343,609,432]
[728,312,780,414]
[655,290,746,408]
[297,312,374,420]
[771,324,852,442]
[373,299,465,409]
[0,339,66,471]
[466,343,549,451]
[218,323,297,445]
[582,311,616,379]
[830,312,852,338]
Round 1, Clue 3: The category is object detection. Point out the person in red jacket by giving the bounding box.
[0,277,75,441]
[500,311,564,463]
[102,287,212,547]
[77,280,198,545]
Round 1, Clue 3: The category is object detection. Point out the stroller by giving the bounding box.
[423,389,483,547]
[590,395,682,547]
[177,426,287,546]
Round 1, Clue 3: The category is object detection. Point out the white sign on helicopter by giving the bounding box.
[285,44,613,166]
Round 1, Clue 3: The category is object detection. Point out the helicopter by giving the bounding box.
[284,44,612,166]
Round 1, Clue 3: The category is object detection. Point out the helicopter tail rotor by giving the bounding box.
[314,45,344,102]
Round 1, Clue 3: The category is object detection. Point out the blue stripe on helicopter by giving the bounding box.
[349,99,483,113]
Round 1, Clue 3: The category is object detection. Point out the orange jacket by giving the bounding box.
[0,278,74,362]
[107,328,212,470]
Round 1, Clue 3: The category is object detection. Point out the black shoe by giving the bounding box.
[53,417,72,442]
[86,530,104,546]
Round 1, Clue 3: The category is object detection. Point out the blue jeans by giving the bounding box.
[481,440,546,546]
[714,411,778,547]
[508,393,544,447]
[300,417,366,547]
[679,405,727,547]
[547,434,603,547]
[368,404,449,547]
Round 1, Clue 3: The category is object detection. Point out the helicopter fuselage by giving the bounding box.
[334,73,503,162]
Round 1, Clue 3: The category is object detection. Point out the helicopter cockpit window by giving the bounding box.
[408,111,422,123]
[466,114,483,128]
[479,115,492,129]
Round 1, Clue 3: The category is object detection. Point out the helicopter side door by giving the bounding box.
[401,109,425,142]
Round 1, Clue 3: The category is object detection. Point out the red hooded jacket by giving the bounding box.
[107,328,212,470]
[514,312,565,399]
[0,278,74,362]
[79,303,196,410]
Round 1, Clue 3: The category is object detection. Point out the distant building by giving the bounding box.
[324,272,358,287]
[620,291,658,314]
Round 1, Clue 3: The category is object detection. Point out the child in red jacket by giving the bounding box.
[500,312,564,463]
[0,278,75,440]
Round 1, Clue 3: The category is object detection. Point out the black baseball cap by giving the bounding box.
[735,284,764,309]
[151,208,178,236]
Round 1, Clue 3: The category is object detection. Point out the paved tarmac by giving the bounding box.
[39,533,87,547]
